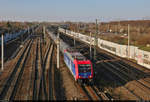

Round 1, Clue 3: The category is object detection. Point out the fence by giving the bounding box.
[59,28,150,69]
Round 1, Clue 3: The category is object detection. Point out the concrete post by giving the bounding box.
[1,33,4,71]
[90,32,92,60]
[128,24,130,59]
[43,26,46,43]
[94,19,98,61]
[57,32,60,69]
[74,32,76,47]
[43,26,45,39]
[28,26,29,34]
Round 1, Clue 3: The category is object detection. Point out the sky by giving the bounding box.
[0,0,150,22]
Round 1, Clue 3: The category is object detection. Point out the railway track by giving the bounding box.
[58,31,150,100]
[38,34,56,100]
[9,40,33,100]
[98,53,150,100]
[0,39,33,101]
[0,27,59,100]
[58,52,101,100]
[80,45,150,100]
[80,85,101,100]
[50,32,111,101]
[13,37,37,100]
[58,33,112,100]
[38,38,45,100]
[38,37,53,100]
[31,32,56,100]
[41,40,52,100]
[97,60,141,99]
[75,81,111,100]
[45,42,54,100]
[33,38,42,100]
[28,33,54,100]
[91,85,113,100]
[9,39,34,100]
[30,28,59,100]
[95,64,139,100]
[48,29,114,100]
[49,45,56,100]
[27,38,38,100]
[82,46,149,100]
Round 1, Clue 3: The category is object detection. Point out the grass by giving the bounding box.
[138,46,150,52]
[73,31,150,52]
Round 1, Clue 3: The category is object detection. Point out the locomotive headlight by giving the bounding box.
[89,75,92,78]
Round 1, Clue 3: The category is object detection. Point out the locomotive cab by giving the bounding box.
[77,61,93,84]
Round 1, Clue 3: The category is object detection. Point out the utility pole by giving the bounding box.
[90,32,92,60]
[107,24,109,32]
[118,21,121,33]
[57,29,60,69]
[1,33,4,71]
[115,25,117,34]
[43,26,45,38]
[77,22,79,32]
[43,26,46,43]
[138,27,140,35]
[127,24,130,82]
[77,22,78,36]
[128,24,130,59]
[28,26,30,39]
[94,19,98,61]
[21,31,23,45]
[28,26,30,35]
[74,31,76,47]
[32,28,34,35]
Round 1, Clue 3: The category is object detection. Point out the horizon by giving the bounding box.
[0,0,150,22]
[1,18,150,23]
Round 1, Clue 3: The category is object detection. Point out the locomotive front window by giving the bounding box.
[78,64,91,73]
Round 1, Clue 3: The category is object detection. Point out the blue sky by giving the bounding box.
[0,0,150,22]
